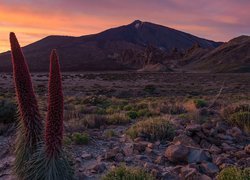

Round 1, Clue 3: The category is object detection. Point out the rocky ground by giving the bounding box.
[0,72,250,180]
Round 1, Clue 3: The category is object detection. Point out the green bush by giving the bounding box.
[217,167,250,180]
[127,111,138,119]
[127,117,175,141]
[71,132,89,145]
[102,165,155,180]
[193,99,207,108]
[223,103,250,132]
[229,112,250,132]
[0,99,17,124]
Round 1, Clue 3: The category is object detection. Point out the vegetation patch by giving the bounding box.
[217,167,250,180]
[222,103,250,132]
[71,132,89,145]
[193,99,207,108]
[102,165,155,180]
[127,117,175,141]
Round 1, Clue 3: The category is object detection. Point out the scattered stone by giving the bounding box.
[165,144,189,163]
[228,127,242,137]
[81,152,93,160]
[115,153,124,162]
[173,134,199,148]
[122,143,134,156]
[209,145,222,154]
[200,162,219,176]
[90,162,106,173]
[200,139,212,149]
[244,144,250,154]
[186,124,201,132]
[187,148,210,163]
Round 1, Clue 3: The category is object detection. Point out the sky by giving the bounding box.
[0,0,250,53]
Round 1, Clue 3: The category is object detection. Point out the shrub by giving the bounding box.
[82,114,106,128]
[217,167,250,180]
[106,113,130,125]
[229,112,250,132]
[222,103,250,132]
[159,102,187,114]
[102,165,155,180]
[127,111,138,119]
[104,130,116,138]
[0,99,17,124]
[193,99,207,108]
[72,132,89,145]
[127,117,175,141]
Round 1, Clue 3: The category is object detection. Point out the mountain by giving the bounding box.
[185,35,250,73]
[0,20,221,72]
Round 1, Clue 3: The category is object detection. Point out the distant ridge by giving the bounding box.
[0,20,222,72]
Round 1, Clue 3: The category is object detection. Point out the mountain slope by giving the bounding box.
[0,20,221,72]
[186,35,250,73]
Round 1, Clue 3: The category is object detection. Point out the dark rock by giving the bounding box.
[165,144,189,163]
[209,145,222,154]
[187,148,210,163]
[200,139,212,149]
[122,143,134,156]
[244,144,250,154]
[186,124,201,132]
[200,162,219,176]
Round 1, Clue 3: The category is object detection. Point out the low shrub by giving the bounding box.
[71,132,89,145]
[193,99,207,108]
[104,130,116,138]
[82,114,106,128]
[106,113,130,125]
[127,111,138,119]
[222,103,250,132]
[127,117,175,141]
[102,165,155,180]
[217,167,250,180]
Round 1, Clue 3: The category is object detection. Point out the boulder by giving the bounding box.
[165,144,189,163]
[187,148,210,163]
[200,162,219,176]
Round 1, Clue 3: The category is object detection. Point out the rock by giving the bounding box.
[222,143,236,152]
[147,143,154,149]
[186,124,201,132]
[115,153,124,162]
[134,141,148,152]
[105,147,120,160]
[90,162,106,173]
[214,156,234,166]
[122,143,134,156]
[155,155,165,165]
[200,162,219,176]
[235,150,248,159]
[215,122,227,133]
[200,174,212,180]
[217,134,234,141]
[180,166,200,179]
[187,148,210,163]
[237,157,250,168]
[228,127,242,137]
[209,145,222,154]
[145,147,153,154]
[173,134,199,148]
[244,144,250,154]
[200,139,212,149]
[165,144,189,163]
[81,153,93,160]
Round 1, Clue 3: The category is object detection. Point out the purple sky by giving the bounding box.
[1,0,250,52]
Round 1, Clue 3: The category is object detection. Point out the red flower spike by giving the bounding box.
[9,32,42,145]
[45,49,64,157]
